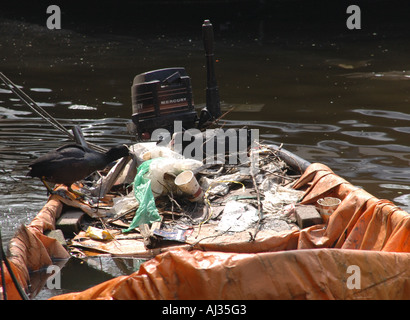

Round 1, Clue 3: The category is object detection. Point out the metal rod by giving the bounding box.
[202,19,221,119]
[0,72,73,138]
[0,72,107,153]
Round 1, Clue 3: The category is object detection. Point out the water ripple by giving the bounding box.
[223,119,340,133]
[352,109,410,121]
[341,130,394,141]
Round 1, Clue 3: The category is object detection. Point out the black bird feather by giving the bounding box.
[27,144,129,194]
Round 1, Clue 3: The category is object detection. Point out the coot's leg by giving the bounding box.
[68,184,87,199]
[41,178,55,194]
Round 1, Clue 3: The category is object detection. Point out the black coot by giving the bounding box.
[27,144,130,195]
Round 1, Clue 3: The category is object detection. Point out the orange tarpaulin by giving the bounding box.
[2,196,69,300]
[50,163,410,300]
[50,248,410,300]
[2,163,410,299]
[294,163,410,252]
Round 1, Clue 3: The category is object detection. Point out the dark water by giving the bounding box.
[1,2,410,298]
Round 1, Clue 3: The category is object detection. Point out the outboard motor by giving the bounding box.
[130,67,197,140]
[129,20,222,141]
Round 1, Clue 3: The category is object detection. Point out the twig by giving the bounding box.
[260,168,295,181]
[107,206,138,223]
[206,106,235,128]
[168,193,175,221]
[250,148,262,240]
[167,194,183,212]
[189,227,232,249]
[97,216,123,252]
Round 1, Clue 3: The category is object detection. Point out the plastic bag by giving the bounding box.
[216,200,259,232]
[123,160,161,232]
[110,192,139,218]
[142,146,184,161]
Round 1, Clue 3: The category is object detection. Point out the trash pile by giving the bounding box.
[58,141,308,258]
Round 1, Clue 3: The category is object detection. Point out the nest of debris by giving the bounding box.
[57,140,312,258]
[100,143,305,248]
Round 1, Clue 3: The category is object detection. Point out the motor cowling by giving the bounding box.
[130,67,198,140]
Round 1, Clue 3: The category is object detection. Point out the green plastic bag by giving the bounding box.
[123,159,161,233]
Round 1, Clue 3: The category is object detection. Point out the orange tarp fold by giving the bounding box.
[50,163,410,300]
[2,196,69,300]
[294,163,410,252]
[50,248,410,300]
